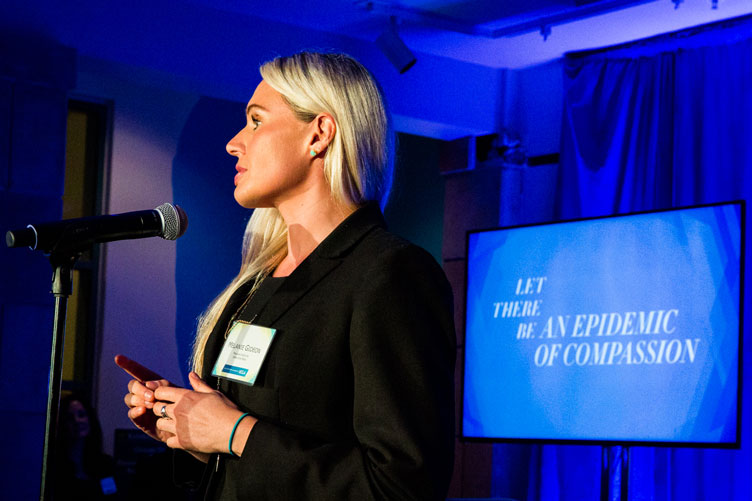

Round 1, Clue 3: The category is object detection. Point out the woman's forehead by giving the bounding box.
[246,81,283,113]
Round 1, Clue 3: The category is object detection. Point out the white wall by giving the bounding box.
[75,58,198,454]
[2,0,505,141]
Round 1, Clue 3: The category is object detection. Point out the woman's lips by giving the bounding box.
[234,166,246,186]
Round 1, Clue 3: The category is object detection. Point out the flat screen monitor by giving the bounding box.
[462,201,744,446]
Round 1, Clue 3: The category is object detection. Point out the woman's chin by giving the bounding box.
[233,189,263,209]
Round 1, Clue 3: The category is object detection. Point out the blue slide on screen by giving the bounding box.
[463,202,743,444]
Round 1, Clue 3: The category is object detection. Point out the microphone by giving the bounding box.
[5,203,188,254]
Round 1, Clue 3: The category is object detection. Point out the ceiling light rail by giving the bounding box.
[357,0,724,40]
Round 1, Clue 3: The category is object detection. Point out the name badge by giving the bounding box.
[212,321,277,385]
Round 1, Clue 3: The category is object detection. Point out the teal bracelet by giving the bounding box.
[228,412,250,457]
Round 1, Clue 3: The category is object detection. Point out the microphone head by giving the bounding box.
[156,203,188,240]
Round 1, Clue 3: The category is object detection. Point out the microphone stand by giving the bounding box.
[5,202,186,500]
[39,250,82,501]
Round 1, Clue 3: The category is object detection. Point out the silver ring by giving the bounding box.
[160,404,169,419]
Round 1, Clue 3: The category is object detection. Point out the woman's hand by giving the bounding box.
[125,379,175,442]
[116,355,174,443]
[152,372,257,455]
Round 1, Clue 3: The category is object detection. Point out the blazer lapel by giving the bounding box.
[260,256,341,326]
[260,203,386,326]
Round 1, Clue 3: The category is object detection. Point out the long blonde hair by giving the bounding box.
[191,52,393,374]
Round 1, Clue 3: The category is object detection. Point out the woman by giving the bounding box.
[56,394,117,499]
[120,51,456,500]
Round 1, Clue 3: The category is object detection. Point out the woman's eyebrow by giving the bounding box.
[246,103,269,116]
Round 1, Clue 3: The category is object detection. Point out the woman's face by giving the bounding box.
[226,80,315,209]
[64,400,90,440]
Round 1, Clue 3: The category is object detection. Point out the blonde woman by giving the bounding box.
[120,52,455,500]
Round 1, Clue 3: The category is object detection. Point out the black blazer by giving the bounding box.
[198,204,456,500]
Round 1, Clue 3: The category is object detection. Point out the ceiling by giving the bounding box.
[3,0,750,140]
[188,0,752,68]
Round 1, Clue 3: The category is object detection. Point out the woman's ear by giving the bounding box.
[308,113,336,157]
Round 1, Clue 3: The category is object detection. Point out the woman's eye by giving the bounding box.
[251,117,261,130]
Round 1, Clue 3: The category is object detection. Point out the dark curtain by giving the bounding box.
[523,15,752,501]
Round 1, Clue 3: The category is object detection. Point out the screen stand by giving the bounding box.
[601,445,630,501]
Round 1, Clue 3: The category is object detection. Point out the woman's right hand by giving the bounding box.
[125,378,174,442]
[116,355,210,463]
[116,355,174,442]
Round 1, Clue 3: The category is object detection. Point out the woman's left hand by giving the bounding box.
[152,372,253,454]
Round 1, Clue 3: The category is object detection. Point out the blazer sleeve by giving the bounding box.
[233,244,456,500]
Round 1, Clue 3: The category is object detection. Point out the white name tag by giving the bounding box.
[212,321,277,385]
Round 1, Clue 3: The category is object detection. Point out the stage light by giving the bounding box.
[376,17,416,74]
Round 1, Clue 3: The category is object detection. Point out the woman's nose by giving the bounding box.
[226,131,243,157]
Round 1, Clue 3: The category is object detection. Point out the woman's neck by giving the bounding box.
[274,195,355,277]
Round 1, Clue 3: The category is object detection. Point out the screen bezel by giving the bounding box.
[460,200,745,448]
